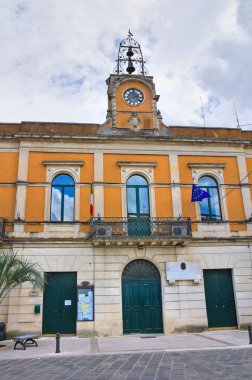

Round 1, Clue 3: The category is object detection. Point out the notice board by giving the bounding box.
[77,286,94,321]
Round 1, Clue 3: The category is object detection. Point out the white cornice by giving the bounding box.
[117,161,158,167]
[188,163,226,169]
[42,160,85,166]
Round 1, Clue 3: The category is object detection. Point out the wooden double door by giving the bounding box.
[122,260,163,334]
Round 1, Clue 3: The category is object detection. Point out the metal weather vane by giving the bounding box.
[114,30,149,76]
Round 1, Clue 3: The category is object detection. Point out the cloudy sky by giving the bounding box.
[0,0,252,129]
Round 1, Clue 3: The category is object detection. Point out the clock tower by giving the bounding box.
[106,32,162,131]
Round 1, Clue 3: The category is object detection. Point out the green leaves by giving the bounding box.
[0,250,44,305]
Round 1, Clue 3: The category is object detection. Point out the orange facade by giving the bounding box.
[155,188,173,218]
[0,153,18,220]
[104,187,122,217]
[0,187,16,221]
[179,156,240,184]
[104,154,170,183]
[0,152,18,183]
[25,187,45,222]
[28,152,93,183]
[246,158,252,184]
[0,148,248,232]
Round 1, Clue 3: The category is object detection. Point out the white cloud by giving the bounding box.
[0,0,251,129]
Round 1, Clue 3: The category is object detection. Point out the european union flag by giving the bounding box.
[191,184,211,202]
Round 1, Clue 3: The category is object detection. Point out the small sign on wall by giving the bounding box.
[166,261,201,284]
[64,300,72,306]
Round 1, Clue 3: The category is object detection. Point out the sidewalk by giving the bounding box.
[0,330,251,359]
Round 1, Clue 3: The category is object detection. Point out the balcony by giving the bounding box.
[90,217,192,246]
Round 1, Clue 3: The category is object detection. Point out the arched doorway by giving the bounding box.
[122,259,163,334]
[126,175,150,236]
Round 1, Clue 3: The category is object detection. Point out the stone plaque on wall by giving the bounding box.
[166,261,201,284]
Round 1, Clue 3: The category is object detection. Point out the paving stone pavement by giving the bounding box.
[0,331,251,379]
[1,348,252,379]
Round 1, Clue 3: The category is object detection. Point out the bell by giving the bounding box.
[126,47,134,57]
[126,59,135,74]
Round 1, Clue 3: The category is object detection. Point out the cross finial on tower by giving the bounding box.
[128,29,133,37]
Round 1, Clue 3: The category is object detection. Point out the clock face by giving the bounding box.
[123,88,144,106]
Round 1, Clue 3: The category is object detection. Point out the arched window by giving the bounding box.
[198,176,222,221]
[126,175,150,236]
[51,174,75,222]
[127,175,150,218]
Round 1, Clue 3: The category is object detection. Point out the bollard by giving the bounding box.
[55,332,60,353]
[248,326,252,344]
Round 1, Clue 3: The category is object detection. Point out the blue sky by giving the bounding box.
[0,0,252,129]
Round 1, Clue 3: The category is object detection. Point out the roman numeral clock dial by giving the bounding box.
[123,88,144,106]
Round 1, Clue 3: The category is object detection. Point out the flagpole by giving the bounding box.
[189,190,194,220]
[189,199,193,219]
[190,182,211,220]
[189,180,194,220]
[90,178,94,218]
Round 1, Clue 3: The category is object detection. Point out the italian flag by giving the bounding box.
[90,183,94,217]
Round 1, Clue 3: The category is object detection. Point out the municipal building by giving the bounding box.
[1,33,252,337]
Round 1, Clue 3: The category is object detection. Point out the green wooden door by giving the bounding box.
[204,269,237,328]
[122,260,163,334]
[42,272,77,334]
[127,175,150,236]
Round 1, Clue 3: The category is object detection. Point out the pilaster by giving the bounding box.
[169,154,182,217]
[14,149,29,232]
[237,155,252,225]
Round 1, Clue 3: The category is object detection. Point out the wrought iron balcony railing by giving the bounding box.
[90,217,192,241]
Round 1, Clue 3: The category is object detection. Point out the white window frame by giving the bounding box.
[188,163,229,232]
[43,161,84,224]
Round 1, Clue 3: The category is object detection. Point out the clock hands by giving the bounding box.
[130,94,138,102]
